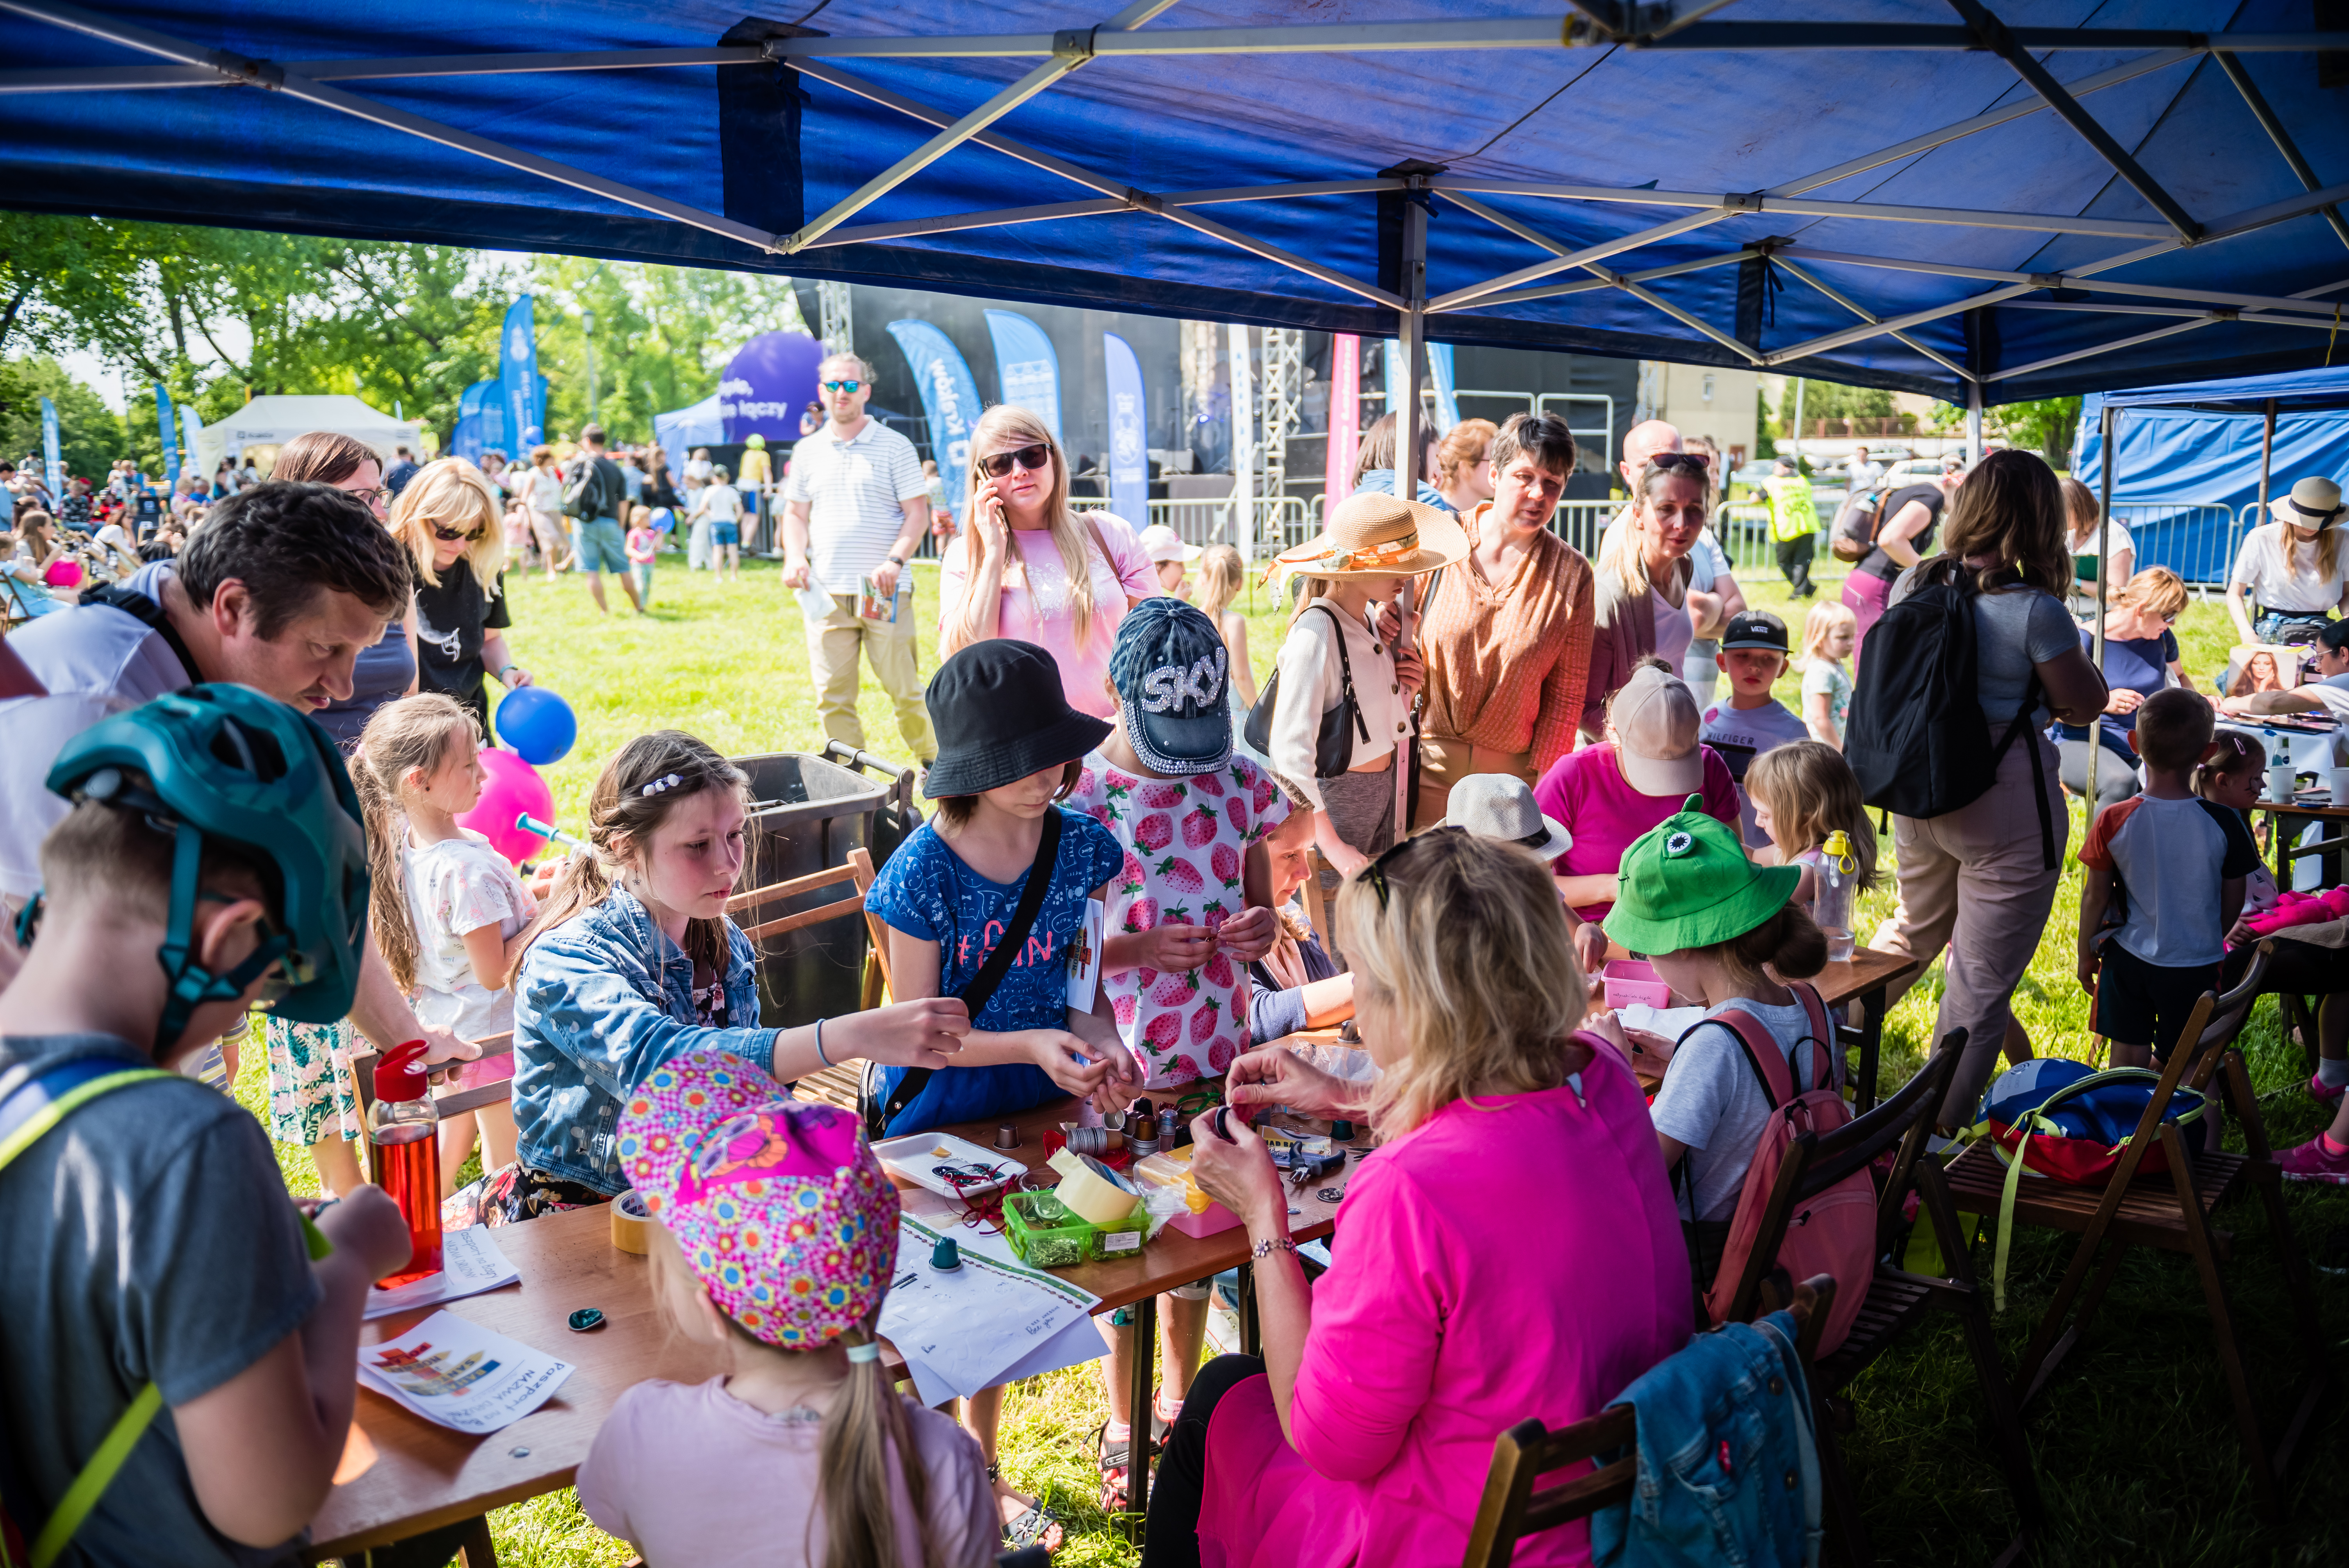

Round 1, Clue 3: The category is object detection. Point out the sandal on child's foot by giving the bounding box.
[1095,1420,1135,1513]
[989,1461,1064,1554]
[1148,1392,1184,1449]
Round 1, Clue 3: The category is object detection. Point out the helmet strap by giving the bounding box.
[153,818,288,1058]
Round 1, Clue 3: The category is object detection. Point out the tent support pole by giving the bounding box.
[1966,380,1984,467]
[2092,402,2117,815]
[2259,398,2278,518]
[1395,178,1429,840]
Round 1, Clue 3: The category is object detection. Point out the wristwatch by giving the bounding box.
[886,552,907,567]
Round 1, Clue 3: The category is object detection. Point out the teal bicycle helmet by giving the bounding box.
[41,684,371,1051]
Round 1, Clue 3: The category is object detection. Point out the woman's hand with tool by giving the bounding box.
[1224,1045,1368,1122]
[1187,1106,1287,1234]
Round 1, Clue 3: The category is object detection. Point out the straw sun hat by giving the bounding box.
[1271,491,1468,581]
[2269,476,2346,529]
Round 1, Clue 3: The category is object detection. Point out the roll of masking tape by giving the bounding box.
[610,1187,652,1254]
[1055,1154,1143,1226]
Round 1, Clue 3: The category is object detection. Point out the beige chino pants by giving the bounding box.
[804,595,937,764]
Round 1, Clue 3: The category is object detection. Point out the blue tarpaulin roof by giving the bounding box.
[5,2,2348,401]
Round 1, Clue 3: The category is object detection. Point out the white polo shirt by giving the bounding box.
[0,563,191,900]
[783,419,928,594]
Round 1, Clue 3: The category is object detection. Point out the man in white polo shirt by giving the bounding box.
[781,352,937,765]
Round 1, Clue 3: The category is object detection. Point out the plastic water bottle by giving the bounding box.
[1816,830,1858,964]
[368,1039,443,1287]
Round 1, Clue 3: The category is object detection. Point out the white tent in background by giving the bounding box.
[193,395,421,478]
[653,391,725,456]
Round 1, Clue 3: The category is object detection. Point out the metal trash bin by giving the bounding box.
[729,743,920,1029]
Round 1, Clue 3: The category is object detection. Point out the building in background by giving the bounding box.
[1641,362,1761,473]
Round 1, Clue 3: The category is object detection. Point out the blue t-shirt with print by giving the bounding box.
[863,805,1124,1133]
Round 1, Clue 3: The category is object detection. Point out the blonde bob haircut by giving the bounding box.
[945,403,1101,652]
[1333,830,1590,1138]
[391,457,507,592]
[2116,564,2188,621]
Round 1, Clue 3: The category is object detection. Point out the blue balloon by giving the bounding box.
[497,686,576,766]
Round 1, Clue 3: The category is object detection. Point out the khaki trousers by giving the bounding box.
[1870,732,2066,1123]
[1415,735,1536,832]
[804,595,937,764]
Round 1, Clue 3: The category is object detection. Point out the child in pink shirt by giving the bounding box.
[624,505,657,606]
[1064,597,1281,1509]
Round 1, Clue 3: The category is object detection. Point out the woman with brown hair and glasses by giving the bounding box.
[274,430,419,752]
[389,458,533,741]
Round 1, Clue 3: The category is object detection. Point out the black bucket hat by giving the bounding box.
[923,640,1113,799]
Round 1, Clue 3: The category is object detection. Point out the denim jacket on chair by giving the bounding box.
[1589,1308,1823,1568]
[511,887,772,1193]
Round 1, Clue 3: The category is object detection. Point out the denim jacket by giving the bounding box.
[512,887,771,1193]
[1590,1309,1822,1568]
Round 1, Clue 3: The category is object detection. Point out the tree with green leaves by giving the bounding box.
[0,356,127,483]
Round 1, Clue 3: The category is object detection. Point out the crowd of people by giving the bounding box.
[8,383,2349,1568]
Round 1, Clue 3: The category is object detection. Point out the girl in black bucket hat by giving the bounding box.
[861,638,1141,1545]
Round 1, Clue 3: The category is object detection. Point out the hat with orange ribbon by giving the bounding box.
[1269,491,1468,582]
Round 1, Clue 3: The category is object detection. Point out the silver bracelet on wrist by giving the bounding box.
[814,1016,832,1067]
[1251,1236,1298,1263]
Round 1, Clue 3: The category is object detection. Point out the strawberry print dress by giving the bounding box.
[1067,753,1289,1087]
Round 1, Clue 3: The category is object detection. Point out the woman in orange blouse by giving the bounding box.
[1413,412,1595,828]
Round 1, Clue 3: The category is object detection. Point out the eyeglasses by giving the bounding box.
[981,444,1053,478]
[346,486,392,506]
[431,522,484,543]
[821,379,863,394]
[1360,825,1466,911]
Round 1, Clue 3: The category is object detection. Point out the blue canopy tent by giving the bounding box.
[652,391,727,456]
[5,0,2349,513]
[2073,366,2349,584]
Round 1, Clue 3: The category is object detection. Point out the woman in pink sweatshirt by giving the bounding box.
[1146,829,1691,1568]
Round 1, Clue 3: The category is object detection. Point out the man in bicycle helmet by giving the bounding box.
[0,684,413,1566]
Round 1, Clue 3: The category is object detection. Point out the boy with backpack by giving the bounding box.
[1607,798,1873,1353]
[2076,686,2260,1070]
[563,424,643,617]
[0,686,410,1566]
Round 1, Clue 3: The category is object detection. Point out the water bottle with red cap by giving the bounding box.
[369,1040,443,1287]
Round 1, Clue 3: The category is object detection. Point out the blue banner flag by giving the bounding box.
[179,403,203,481]
[451,378,504,464]
[154,385,180,490]
[1103,332,1148,529]
[501,296,542,450]
[984,310,1061,442]
[39,395,62,497]
[1382,340,1461,437]
[886,318,982,526]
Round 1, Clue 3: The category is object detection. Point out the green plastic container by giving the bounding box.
[1003,1188,1148,1267]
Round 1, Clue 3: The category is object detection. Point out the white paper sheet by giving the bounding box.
[358,1311,573,1434]
[362,1228,520,1320]
[1616,1002,1709,1041]
[879,1216,1101,1401]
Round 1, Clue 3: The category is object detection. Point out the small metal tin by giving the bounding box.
[1158,1105,1180,1141]
[566,1308,606,1333]
[1128,1133,1160,1158]
[993,1123,1020,1151]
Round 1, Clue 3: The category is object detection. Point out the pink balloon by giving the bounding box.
[456,746,557,865]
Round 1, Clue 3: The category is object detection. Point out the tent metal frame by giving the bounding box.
[8,0,2349,394]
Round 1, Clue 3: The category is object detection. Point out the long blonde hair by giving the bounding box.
[1602,454,1711,598]
[392,458,508,592]
[351,694,480,992]
[646,1225,940,1568]
[2262,512,2349,584]
[1333,831,1590,1137]
[945,404,1098,651]
[1197,542,1245,622]
[1798,600,1856,669]
[1744,741,1880,893]
[510,731,748,985]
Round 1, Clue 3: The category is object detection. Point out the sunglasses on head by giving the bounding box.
[821,379,863,393]
[431,522,483,543]
[1650,452,1711,473]
[982,444,1053,479]
[1360,825,1467,911]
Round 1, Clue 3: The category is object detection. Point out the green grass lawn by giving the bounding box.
[230,549,2349,1566]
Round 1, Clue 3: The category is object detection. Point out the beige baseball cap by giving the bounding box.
[1610,665,1704,797]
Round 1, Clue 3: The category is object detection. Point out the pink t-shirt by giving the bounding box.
[625,526,656,564]
[1196,1052,1692,1568]
[1533,741,1741,921]
[1067,751,1289,1085]
[939,511,1158,717]
[577,1376,996,1568]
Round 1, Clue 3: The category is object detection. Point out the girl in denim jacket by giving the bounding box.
[501,730,965,1221]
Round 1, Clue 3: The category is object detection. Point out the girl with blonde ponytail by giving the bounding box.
[577,1049,996,1568]
[352,693,535,1192]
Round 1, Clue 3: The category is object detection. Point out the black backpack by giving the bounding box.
[1845,570,2054,869]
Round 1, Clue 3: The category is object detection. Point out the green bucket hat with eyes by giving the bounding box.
[1603,796,1800,955]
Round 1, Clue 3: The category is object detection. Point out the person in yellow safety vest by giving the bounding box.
[735,433,774,547]
[1764,457,1820,599]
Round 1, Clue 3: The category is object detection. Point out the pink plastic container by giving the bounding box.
[1602,958,1674,1010]
[1165,1200,1243,1238]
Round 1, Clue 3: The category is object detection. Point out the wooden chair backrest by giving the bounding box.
[1459,1277,1834,1568]
[1718,1044,1957,1331]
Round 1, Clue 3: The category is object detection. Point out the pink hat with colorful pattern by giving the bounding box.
[615,1049,898,1349]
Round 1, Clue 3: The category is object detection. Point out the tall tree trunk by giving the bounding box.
[0,282,31,355]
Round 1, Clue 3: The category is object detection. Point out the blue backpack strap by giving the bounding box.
[0,1060,175,1568]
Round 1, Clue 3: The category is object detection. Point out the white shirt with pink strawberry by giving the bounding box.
[1067,752,1289,1089]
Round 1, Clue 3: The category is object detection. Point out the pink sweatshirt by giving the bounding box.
[1197,1051,1691,1567]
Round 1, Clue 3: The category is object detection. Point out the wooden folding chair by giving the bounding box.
[1941,982,2331,1522]
[1458,1278,1834,1568]
[346,1032,515,1185]
[725,847,885,1110]
[1713,1036,2041,1568]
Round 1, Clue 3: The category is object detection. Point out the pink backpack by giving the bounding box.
[1697,984,1875,1355]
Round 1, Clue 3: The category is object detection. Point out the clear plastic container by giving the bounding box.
[1815,831,1857,964]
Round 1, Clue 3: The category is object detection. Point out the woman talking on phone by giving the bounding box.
[938,404,1159,717]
